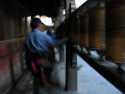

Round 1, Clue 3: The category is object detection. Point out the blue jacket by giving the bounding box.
[26,29,55,55]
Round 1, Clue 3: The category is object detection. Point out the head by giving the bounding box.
[30,18,42,30]
[40,16,54,31]
[30,16,54,32]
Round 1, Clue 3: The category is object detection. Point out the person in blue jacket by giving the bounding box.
[25,16,56,94]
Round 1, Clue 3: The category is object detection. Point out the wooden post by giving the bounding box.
[65,40,77,91]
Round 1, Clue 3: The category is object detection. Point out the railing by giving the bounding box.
[77,47,125,94]
[56,38,125,93]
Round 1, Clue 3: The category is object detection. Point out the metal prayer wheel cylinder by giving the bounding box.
[88,2,105,50]
[106,0,125,63]
[79,13,89,47]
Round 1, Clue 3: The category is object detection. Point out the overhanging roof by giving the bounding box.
[18,0,61,17]
[1,0,62,17]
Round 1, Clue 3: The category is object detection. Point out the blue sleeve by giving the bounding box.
[45,34,56,46]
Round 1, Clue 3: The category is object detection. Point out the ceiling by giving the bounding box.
[18,0,62,17]
[1,0,62,17]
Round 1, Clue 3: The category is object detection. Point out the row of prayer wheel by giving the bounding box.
[88,2,105,50]
[106,0,125,63]
[68,0,125,64]
[79,1,105,50]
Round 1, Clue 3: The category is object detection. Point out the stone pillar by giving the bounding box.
[106,0,125,65]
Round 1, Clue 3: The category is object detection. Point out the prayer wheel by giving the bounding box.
[106,0,125,64]
[70,15,81,44]
[88,2,105,50]
[69,16,75,40]
[79,13,89,47]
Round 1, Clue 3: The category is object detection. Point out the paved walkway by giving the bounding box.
[10,56,122,94]
[77,56,122,94]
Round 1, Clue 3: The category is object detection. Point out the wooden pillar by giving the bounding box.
[0,11,5,40]
[106,0,125,64]
[80,13,89,48]
[65,12,77,91]
[88,2,105,50]
[24,17,28,33]
[65,40,77,91]
[7,16,16,39]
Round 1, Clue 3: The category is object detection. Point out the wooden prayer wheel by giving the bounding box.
[70,15,81,44]
[79,13,89,47]
[106,0,125,64]
[69,16,75,39]
[88,2,105,50]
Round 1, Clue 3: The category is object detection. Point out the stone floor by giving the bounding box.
[10,55,123,94]
[77,56,122,94]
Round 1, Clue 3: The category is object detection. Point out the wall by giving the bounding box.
[0,6,29,94]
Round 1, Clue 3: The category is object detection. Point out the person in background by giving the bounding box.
[25,16,55,94]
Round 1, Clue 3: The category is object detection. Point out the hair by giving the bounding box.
[30,18,42,29]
